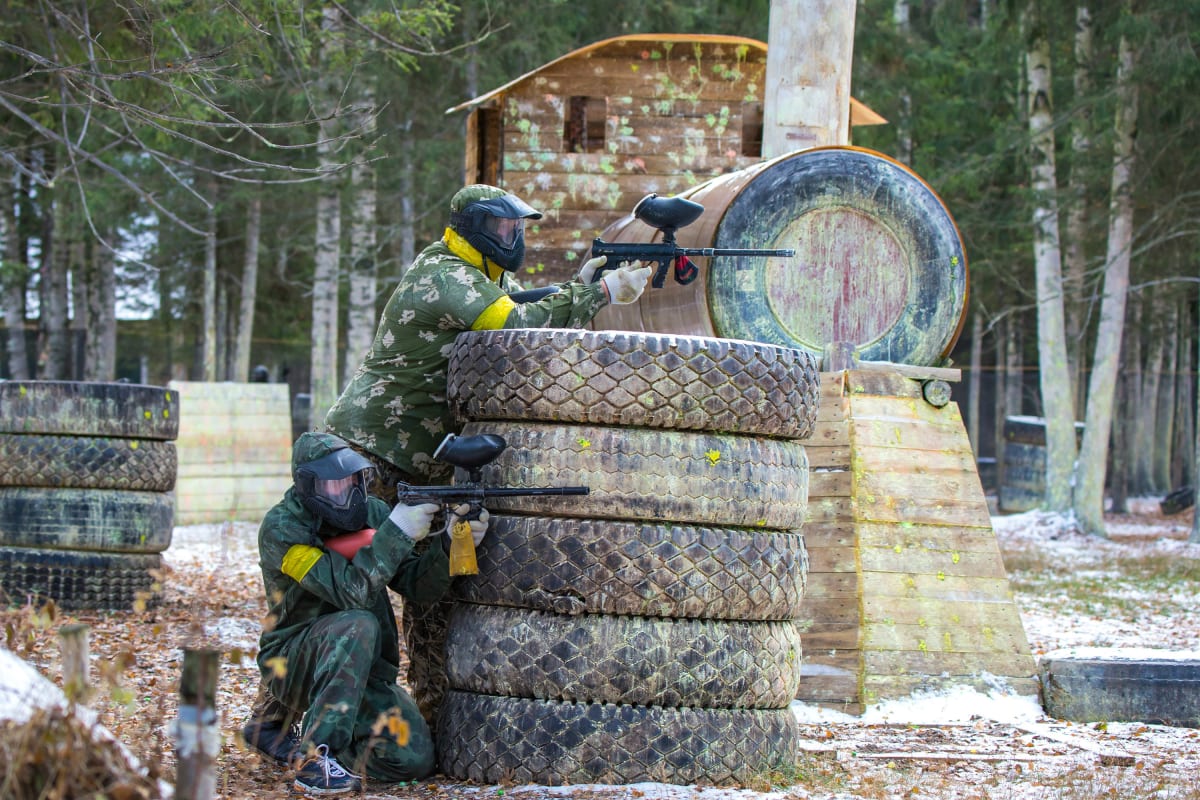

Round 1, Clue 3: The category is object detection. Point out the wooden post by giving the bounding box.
[58,623,90,703]
[763,0,857,156]
[822,341,858,372]
[174,648,221,800]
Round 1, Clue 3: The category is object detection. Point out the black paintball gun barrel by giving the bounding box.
[396,432,588,575]
[589,193,796,288]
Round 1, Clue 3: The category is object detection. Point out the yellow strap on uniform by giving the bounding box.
[472,295,516,330]
[281,544,324,582]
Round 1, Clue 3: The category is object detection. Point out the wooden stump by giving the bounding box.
[797,368,1038,712]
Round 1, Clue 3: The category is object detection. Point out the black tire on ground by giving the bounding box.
[458,421,809,530]
[447,329,820,439]
[0,487,174,553]
[445,604,802,708]
[457,514,807,620]
[1160,486,1195,516]
[0,381,180,440]
[0,546,163,611]
[1041,652,1200,728]
[0,434,177,491]
[436,690,799,786]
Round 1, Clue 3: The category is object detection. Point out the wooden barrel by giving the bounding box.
[590,146,968,368]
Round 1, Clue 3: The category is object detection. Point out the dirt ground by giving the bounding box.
[2,500,1198,799]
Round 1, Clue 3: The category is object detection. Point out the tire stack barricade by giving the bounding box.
[436,329,818,786]
[0,381,179,611]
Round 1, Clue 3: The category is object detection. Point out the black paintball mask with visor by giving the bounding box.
[450,195,542,272]
[295,446,375,532]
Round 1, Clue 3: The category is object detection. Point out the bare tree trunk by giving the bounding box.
[1109,327,1130,514]
[1136,291,1166,494]
[1154,296,1178,491]
[233,196,261,383]
[398,124,416,279]
[1025,6,1077,512]
[1175,298,1195,489]
[0,165,29,379]
[83,232,116,381]
[40,153,70,379]
[1064,3,1094,417]
[201,180,218,382]
[310,5,345,419]
[1074,22,1138,536]
[893,0,914,166]
[1192,298,1199,543]
[968,313,983,452]
[995,314,1024,491]
[217,281,229,381]
[343,82,379,388]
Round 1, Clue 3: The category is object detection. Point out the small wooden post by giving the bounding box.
[58,624,90,703]
[822,341,858,372]
[174,648,221,800]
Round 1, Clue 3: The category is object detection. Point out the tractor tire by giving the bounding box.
[447,328,819,439]
[0,487,174,553]
[457,421,808,530]
[436,690,799,786]
[0,434,177,492]
[0,381,179,440]
[1041,650,1200,728]
[0,546,162,611]
[457,514,806,620]
[445,604,801,708]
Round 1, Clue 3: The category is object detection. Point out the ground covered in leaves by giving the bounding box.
[2,499,1198,799]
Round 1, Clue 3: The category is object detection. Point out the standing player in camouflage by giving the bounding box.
[321,184,650,726]
[324,183,650,495]
[251,432,487,794]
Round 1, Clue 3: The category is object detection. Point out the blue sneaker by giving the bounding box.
[293,744,362,795]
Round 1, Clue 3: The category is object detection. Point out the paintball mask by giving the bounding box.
[449,189,543,272]
[293,433,375,532]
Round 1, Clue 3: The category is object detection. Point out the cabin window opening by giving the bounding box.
[741,102,763,158]
[565,96,607,153]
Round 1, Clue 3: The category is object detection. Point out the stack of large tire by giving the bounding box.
[436,329,818,786]
[0,381,179,611]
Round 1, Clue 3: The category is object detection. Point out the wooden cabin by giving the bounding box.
[446,33,885,287]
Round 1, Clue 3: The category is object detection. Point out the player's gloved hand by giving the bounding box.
[449,503,490,547]
[577,255,607,284]
[388,502,440,542]
[601,262,652,304]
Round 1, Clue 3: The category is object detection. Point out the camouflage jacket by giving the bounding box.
[324,233,608,480]
[255,489,450,683]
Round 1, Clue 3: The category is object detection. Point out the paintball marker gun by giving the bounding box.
[589,193,796,289]
[396,432,589,576]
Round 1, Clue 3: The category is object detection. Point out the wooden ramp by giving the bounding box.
[798,369,1038,713]
[170,381,293,525]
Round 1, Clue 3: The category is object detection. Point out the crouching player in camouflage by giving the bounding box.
[319,184,652,727]
[251,432,487,795]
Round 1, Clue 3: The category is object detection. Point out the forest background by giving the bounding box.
[0,0,1196,535]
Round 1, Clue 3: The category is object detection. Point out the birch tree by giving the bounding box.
[233,196,262,383]
[1063,3,1094,414]
[342,82,379,388]
[1024,1,1077,513]
[1074,16,1138,536]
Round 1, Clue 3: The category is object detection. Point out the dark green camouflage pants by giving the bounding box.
[266,609,435,782]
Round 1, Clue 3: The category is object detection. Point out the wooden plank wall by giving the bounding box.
[170,381,293,525]
[796,370,1039,713]
[499,40,770,285]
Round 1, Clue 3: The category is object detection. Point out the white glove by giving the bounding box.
[600,262,652,305]
[449,503,489,547]
[388,502,440,542]
[577,255,607,284]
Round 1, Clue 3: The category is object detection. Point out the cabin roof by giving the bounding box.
[445,32,886,126]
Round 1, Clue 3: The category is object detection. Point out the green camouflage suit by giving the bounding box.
[255,433,452,782]
[324,237,607,483]
[324,215,609,727]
